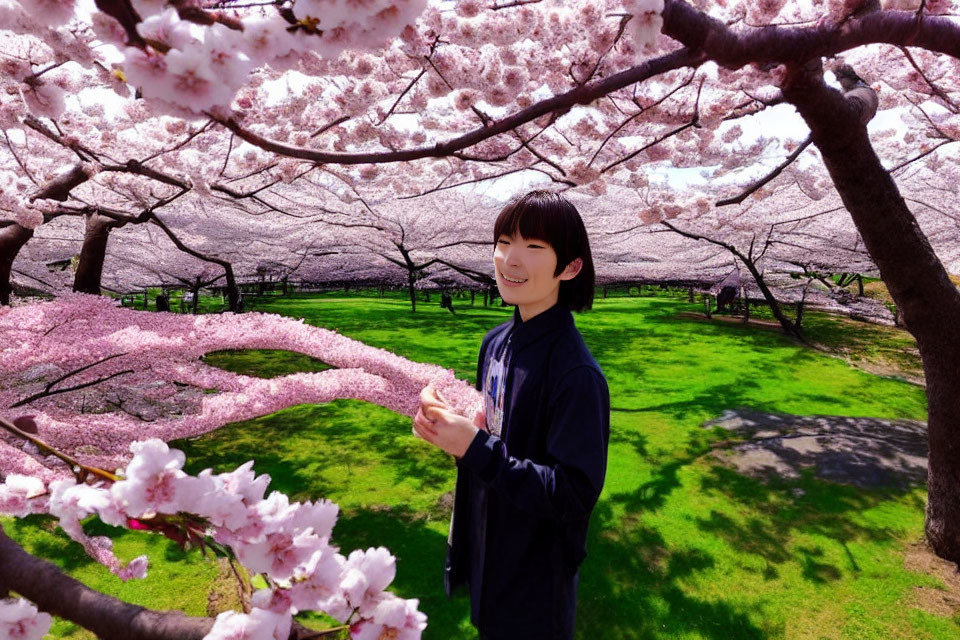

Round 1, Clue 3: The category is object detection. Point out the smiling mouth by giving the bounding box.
[501,273,527,284]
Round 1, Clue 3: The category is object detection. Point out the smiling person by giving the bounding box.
[413,190,611,640]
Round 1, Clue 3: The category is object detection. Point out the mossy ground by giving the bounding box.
[5,289,957,639]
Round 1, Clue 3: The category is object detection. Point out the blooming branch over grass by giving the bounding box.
[0,293,481,480]
[0,436,427,640]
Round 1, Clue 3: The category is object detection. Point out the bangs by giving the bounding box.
[493,197,553,245]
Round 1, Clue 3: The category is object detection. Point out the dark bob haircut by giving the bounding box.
[493,190,595,312]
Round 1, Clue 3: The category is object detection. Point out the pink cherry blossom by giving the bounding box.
[351,594,427,640]
[0,474,47,517]
[0,598,52,640]
[203,609,279,640]
[340,546,397,616]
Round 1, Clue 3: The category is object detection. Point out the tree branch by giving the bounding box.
[660,0,960,67]
[210,48,703,165]
[716,135,813,207]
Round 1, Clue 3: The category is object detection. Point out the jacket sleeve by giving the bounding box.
[458,365,610,522]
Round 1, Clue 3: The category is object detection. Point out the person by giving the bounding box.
[412,190,610,640]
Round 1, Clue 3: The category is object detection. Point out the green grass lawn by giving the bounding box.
[5,290,956,639]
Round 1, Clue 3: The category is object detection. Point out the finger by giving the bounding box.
[426,406,456,428]
[420,397,447,413]
[420,384,439,405]
[420,390,448,412]
[414,410,439,438]
[422,405,444,423]
[413,420,433,442]
[421,384,452,411]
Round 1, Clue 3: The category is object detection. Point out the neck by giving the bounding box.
[518,291,559,322]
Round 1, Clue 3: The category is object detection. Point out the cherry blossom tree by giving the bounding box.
[2,3,960,636]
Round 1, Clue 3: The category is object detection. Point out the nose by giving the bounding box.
[503,243,521,267]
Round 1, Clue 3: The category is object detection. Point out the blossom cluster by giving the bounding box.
[0,439,427,640]
[115,0,426,116]
[0,293,482,483]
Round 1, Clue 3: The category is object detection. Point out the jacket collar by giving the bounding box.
[507,303,574,353]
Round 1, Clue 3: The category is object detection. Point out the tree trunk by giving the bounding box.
[704,295,712,319]
[407,272,416,312]
[741,258,800,339]
[224,266,241,313]
[73,213,117,295]
[191,276,201,315]
[857,274,864,297]
[0,224,35,305]
[785,72,960,563]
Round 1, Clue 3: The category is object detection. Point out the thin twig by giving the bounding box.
[0,416,119,483]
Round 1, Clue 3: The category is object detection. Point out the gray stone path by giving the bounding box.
[704,409,928,488]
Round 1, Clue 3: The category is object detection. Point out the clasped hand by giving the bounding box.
[412,384,486,459]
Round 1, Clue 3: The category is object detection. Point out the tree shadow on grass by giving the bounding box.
[578,501,769,639]
[694,463,919,585]
[609,380,767,425]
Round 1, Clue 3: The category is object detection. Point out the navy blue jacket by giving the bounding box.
[444,303,610,639]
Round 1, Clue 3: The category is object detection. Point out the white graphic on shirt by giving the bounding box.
[483,336,511,437]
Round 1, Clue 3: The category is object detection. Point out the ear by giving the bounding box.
[558,257,583,281]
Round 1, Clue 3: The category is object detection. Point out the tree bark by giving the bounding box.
[191,276,201,315]
[783,70,960,563]
[1,163,95,303]
[0,524,215,640]
[0,524,326,639]
[73,213,119,295]
[224,266,241,312]
[0,224,35,305]
[740,260,801,337]
[407,271,417,312]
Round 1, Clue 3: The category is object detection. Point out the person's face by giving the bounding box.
[494,231,580,316]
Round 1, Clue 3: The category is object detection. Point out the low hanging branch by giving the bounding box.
[0,525,216,640]
[659,219,805,340]
[716,135,813,207]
